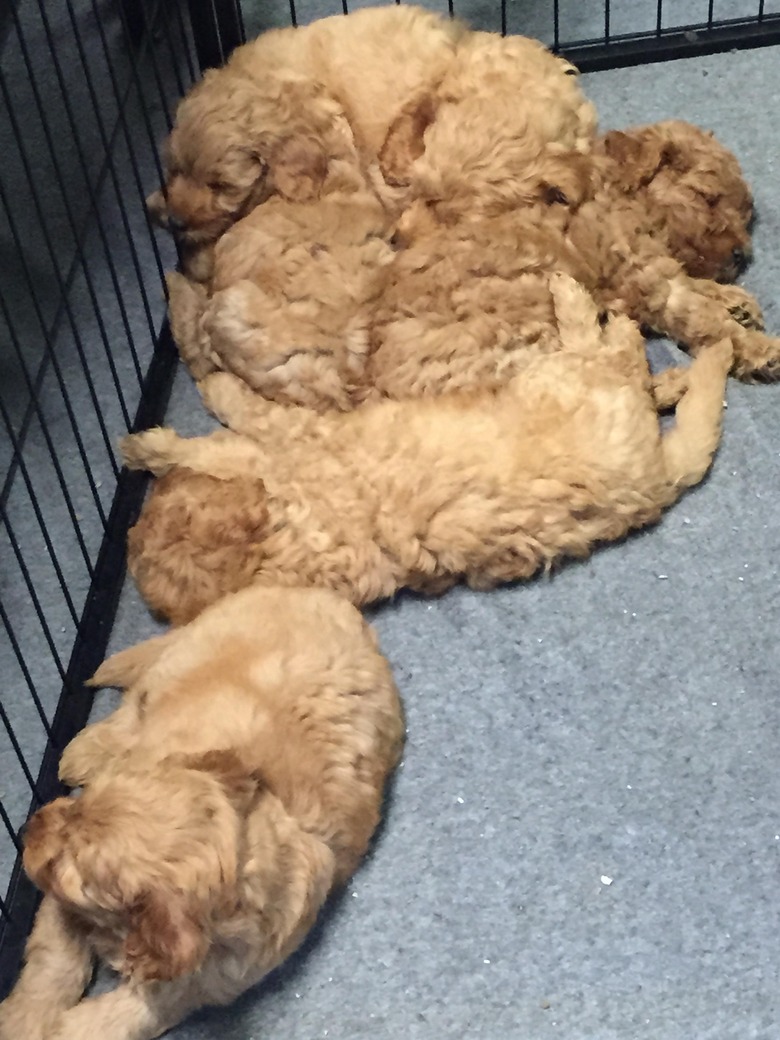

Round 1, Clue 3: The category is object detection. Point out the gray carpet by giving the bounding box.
[3,3,780,1038]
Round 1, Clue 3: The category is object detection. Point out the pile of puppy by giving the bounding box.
[2,7,778,1039]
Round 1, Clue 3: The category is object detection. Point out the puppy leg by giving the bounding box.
[120,427,264,479]
[635,271,780,382]
[58,699,140,787]
[48,978,208,1040]
[199,371,325,443]
[549,272,604,357]
[661,338,732,491]
[0,897,94,1040]
[652,367,689,410]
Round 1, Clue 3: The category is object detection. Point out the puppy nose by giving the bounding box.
[732,246,749,268]
[168,214,188,234]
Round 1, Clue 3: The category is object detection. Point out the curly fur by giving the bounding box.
[167,185,395,411]
[121,276,731,626]
[0,587,403,1040]
[379,30,596,217]
[370,119,774,399]
[146,6,466,278]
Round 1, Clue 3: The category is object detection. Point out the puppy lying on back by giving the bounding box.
[147,5,465,280]
[122,275,731,626]
[0,586,403,1040]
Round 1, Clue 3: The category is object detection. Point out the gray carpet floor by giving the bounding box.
[3,4,780,1038]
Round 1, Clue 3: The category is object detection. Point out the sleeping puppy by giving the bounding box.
[146,5,465,279]
[121,275,731,626]
[371,119,775,401]
[0,586,403,1040]
[166,172,395,411]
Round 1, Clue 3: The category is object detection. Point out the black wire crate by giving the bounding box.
[0,0,195,993]
[1,0,779,1004]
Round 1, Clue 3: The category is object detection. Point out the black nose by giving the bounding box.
[732,246,748,268]
[168,214,188,234]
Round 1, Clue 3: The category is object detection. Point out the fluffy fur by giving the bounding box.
[370,119,775,402]
[121,275,731,626]
[171,120,772,416]
[161,18,598,406]
[146,6,465,279]
[378,30,596,217]
[166,182,395,411]
[0,586,403,1040]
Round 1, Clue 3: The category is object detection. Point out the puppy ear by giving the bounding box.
[22,799,75,894]
[124,888,209,982]
[601,129,668,191]
[269,136,328,202]
[145,189,169,227]
[87,633,175,690]
[379,94,438,186]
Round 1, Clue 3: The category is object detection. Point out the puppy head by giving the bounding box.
[392,144,594,247]
[127,469,270,626]
[599,121,753,281]
[146,72,332,245]
[23,751,263,981]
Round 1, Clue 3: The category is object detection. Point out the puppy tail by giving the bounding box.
[661,338,732,495]
[167,272,216,380]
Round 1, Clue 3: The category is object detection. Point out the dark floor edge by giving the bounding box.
[0,322,179,999]
[561,16,780,72]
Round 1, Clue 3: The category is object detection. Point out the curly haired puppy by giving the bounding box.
[166,178,395,411]
[119,275,731,626]
[378,30,597,217]
[0,586,403,1040]
[146,6,465,279]
[370,119,776,402]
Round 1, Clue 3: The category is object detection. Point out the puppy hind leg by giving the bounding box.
[0,897,94,1040]
[120,427,264,479]
[660,338,732,493]
[548,272,604,356]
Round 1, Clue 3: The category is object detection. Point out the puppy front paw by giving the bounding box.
[730,329,780,383]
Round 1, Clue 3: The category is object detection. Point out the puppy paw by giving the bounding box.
[120,428,181,473]
[728,304,764,331]
[730,329,780,382]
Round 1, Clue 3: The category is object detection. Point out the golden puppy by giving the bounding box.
[380,30,597,217]
[121,275,731,626]
[371,119,776,401]
[0,586,403,1040]
[147,5,465,278]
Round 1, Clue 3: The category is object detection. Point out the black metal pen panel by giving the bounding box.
[0,0,194,995]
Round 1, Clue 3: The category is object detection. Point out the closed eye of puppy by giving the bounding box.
[121,275,732,626]
[0,585,403,1040]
